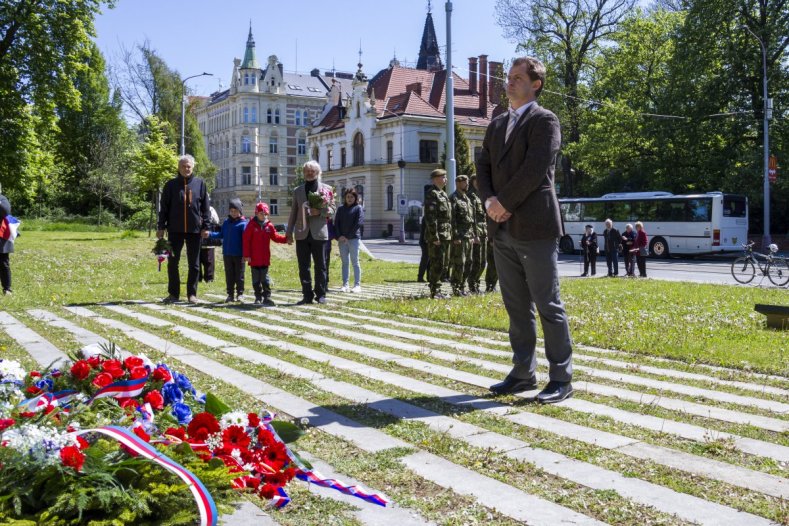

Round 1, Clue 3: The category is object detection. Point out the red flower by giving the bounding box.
[133,426,150,442]
[152,366,172,382]
[144,390,164,410]
[123,356,144,370]
[91,372,113,388]
[130,366,149,380]
[265,471,288,487]
[284,466,297,482]
[102,359,125,379]
[43,404,57,415]
[231,475,260,490]
[0,418,15,431]
[257,429,277,448]
[25,386,41,395]
[258,483,278,500]
[19,411,36,418]
[70,360,91,381]
[119,398,138,410]
[187,412,220,442]
[262,442,289,470]
[76,436,89,450]
[222,425,251,449]
[247,412,260,428]
[164,427,187,441]
[87,355,102,369]
[60,445,85,472]
[29,371,41,378]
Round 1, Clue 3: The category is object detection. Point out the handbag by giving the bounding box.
[639,247,648,256]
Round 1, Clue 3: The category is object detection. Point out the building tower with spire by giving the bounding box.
[416,1,443,71]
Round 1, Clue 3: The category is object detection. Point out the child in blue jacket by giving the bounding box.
[210,199,248,302]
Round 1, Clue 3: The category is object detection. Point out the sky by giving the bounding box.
[93,0,519,98]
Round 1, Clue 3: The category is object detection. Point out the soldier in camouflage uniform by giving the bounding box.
[449,174,476,296]
[485,239,498,292]
[467,174,487,293]
[424,169,452,299]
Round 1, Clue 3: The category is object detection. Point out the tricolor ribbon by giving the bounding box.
[87,375,149,404]
[17,389,77,411]
[72,425,218,526]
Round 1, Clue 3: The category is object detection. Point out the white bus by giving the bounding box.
[558,192,748,257]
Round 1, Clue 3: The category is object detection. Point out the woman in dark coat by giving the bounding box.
[621,224,637,276]
[580,224,598,277]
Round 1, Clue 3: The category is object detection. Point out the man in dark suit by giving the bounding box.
[476,56,574,404]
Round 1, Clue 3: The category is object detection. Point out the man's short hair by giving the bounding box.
[512,57,546,97]
[302,160,322,178]
[179,154,196,166]
[430,168,447,179]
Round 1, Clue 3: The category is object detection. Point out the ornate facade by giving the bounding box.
[195,26,340,221]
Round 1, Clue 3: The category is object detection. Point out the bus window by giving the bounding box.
[561,202,582,222]
[657,201,687,221]
[582,202,605,222]
[687,198,711,222]
[723,195,747,218]
[633,200,657,222]
[605,201,632,221]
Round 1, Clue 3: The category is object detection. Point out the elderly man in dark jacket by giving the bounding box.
[156,154,211,303]
[476,57,573,404]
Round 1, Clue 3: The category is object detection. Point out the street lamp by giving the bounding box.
[380,108,408,243]
[181,72,213,156]
[740,25,772,249]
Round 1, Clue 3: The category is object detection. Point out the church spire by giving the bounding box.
[416,2,443,72]
[241,21,259,69]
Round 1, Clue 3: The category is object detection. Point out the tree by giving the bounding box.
[130,116,178,234]
[441,122,476,176]
[0,0,110,204]
[495,0,636,194]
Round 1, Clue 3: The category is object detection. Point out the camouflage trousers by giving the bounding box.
[450,238,472,294]
[485,237,498,290]
[468,236,487,292]
[427,240,451,295]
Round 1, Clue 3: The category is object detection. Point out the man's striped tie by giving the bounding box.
[505,109,518,143]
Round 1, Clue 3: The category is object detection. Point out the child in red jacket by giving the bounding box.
[243,202,287,305]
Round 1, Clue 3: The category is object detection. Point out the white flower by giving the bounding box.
[0,360,26,384]
[300,417,310,426]
[220,411,247,429]
[3,423,79,465]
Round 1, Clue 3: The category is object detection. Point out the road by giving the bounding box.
[360,238,779,286]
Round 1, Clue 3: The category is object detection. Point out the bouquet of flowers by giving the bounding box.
[152,237,173,272]
[302,186,334,230]
[0,344,387,525]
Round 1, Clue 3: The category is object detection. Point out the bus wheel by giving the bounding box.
[650,237,669,258]
[559,236,574,254]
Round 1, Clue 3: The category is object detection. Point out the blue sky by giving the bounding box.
[93,0,518,97]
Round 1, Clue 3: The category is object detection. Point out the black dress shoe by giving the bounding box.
[536,381,573,404]
[296,298,314,305]
[316,296,327,304]
[489,375,538,395]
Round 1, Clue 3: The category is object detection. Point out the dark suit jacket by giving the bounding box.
[475,103,562,241]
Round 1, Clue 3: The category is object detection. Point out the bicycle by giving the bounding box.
[730,242,789,286]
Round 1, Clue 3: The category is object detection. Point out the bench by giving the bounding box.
[754,304,789,329]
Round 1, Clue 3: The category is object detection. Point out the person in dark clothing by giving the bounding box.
[199,205,220,282]
[0,193,16,295]
[417,215,429,282]
[602,219,621,277]
[285,160,336,305]
[210,199,247,302]
[580,224,598,276]
[634,221,649,277]
[622,223,637,276]
[324,217,337,289]
[156,154,211,303]
[334,188,364,292]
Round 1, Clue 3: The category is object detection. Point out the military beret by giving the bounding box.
[430,168,447,179]
[455,174,469,182]
[469,174,477,181]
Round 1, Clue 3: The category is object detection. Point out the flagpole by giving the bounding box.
[445,0,456,194]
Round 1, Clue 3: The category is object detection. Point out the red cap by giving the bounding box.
[255,202,269,215]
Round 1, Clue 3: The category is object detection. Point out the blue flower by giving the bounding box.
[171,402,193,425]
[35,378,54,392]
[173,372,196,396]
[161,382,183,406]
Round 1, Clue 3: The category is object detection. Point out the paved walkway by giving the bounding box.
[2,286,787,525]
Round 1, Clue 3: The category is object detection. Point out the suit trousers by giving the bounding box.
[0,253,10,291]
[167,232,201,298]
[296,235,327,300]
[493,229,573,382]
[606,249,619,275]
[199,247,215,282]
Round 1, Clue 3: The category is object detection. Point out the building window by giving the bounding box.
[340,147,346,168]
[232,167,236,186]
[295,110,301,126]
[386,185,394,210]
[251,107,257,123]
[242,166,251,185]
[270,199,278,216]
[242,135,251,153]
[356,102,360,118]
[327,148,333,171]
[269,167,279,186]
[312,147,319,161]
[267,108,272,123]
[419,140,438,163]
[269,134,278,154]
[353,132,364,166]
[386,140,393,164]
[251,74,256,85]
[297,136,306,155]
[274,108,280,124]
[244,73,248,85]
[243,107,249,123]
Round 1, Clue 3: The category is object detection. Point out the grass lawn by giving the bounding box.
[2,228,787,375]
